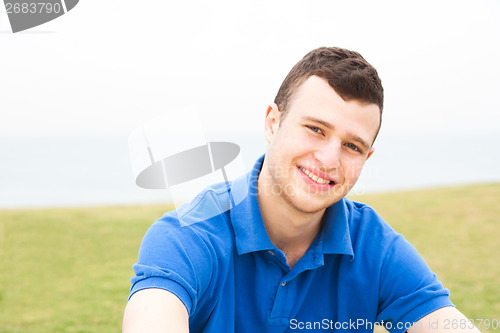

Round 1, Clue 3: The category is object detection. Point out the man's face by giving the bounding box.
[261,75,380,214]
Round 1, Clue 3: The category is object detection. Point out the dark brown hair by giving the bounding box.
[274,47,384,140]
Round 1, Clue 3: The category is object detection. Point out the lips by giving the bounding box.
[298,166,335,186]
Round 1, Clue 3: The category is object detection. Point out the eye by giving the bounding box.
[344,142,361,152]
[306,125,324,135]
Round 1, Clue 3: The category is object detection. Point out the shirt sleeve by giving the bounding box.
[129,215,214,316]
[376,234,454,333]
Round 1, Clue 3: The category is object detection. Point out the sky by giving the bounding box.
[0,1,499,208]
[1,0,499,137]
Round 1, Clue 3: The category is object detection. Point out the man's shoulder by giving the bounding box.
[343,197,401,250]
[147,181,236,255]
[173,181,233,225]
[131,182,238,311]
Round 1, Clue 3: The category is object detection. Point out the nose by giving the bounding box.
[312,140,342,170]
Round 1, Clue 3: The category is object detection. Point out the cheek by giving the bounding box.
[288,128,318,152]
[272,129,304,153]
[342,159,365,180]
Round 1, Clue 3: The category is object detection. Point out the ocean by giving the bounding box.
[0,131,498,209]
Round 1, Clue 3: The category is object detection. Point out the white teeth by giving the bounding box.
[299,167,331,185]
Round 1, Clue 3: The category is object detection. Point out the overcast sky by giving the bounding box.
[1,0,499,137]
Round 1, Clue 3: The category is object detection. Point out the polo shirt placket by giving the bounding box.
[266,245,326,326]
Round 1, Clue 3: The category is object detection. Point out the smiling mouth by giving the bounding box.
[298,166,334,185]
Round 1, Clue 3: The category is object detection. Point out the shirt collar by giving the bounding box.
[320,199,354,259]
[230,154,354,259]
[230,155,274,255]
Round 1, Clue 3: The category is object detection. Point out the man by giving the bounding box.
[123,47,480,332]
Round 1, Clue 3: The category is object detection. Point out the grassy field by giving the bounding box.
[0,183,498,332]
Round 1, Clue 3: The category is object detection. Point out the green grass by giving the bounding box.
[0,204,172,332]
[0,183,498,332]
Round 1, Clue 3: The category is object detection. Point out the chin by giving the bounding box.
[287,194,337,214]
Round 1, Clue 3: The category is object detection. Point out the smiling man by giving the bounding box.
[123,47,480,333]
[257,73,379,270]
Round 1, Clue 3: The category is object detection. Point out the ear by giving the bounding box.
[366,146,375,160]
[264,103,281,143]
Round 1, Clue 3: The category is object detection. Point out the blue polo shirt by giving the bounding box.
[130,155,453,332]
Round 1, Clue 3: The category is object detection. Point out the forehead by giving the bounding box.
[286,76,380,141]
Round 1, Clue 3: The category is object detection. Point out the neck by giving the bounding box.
[257,168,325,257]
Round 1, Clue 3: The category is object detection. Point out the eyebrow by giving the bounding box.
[303,116,333,130]
[302,116,371,151]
